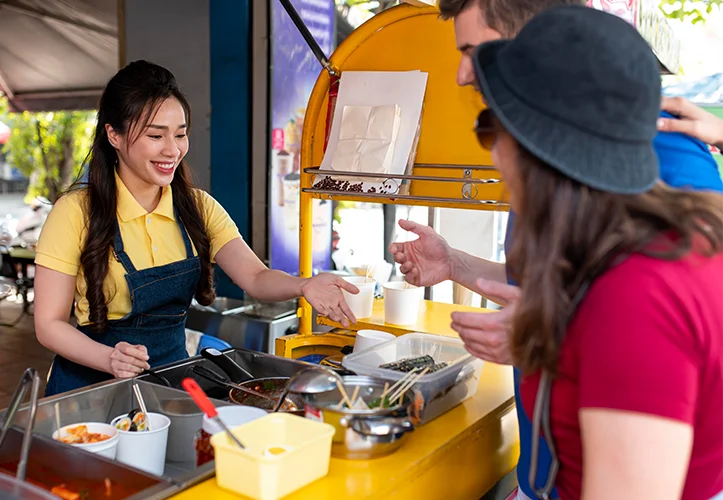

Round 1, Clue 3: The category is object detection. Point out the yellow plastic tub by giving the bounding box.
[211,413,335,500]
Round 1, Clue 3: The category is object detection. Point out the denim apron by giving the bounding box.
[45,213,200,396]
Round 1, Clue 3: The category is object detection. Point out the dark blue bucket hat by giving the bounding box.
[473,5,662,194]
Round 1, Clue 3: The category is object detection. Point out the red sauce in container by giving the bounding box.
[194,406,267,467]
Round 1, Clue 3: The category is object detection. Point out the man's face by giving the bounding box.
[453,3,504,88]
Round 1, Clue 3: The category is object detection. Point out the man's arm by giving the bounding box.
[450,249,508,289]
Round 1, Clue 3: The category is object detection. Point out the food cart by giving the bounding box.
[0,4,518,499]
[182,5,519,496]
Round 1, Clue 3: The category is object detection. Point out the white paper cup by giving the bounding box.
[354,329,395,353]
[53,422,119,460]
[382,282,424,325]
[342,276,377,320]
[111,412,170,476]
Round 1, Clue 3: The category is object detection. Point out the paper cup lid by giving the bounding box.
[202,406,267,435]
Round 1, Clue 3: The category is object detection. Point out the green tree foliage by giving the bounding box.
[661,0,721,23]
[0,94,95,202]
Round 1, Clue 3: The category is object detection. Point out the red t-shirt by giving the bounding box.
[521,247,723,500]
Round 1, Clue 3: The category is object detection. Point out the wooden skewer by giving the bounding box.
[387,367,419,395]
[378,382,390,409]
[384,370,418,405]
[349,385,360,408]
[448,354,470,366]
[395,367,430,404]
[336,380,353,408]
[397,367,430,404]
[390,366,429,403]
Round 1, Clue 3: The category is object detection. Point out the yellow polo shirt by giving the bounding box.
[35,174,241,325]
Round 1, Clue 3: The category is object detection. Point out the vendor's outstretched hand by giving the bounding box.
[451,279,520,366]
[389,219,452,287]
[658,96,723,148]
[301,273,358,327]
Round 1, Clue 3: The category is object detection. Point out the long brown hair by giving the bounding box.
[507,146,723,375]
[68,61,215,333]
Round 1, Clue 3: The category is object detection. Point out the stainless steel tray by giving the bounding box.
[0,348,316,498]
[0,426,176,500]
[1,379,229,499]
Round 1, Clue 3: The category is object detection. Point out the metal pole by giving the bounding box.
[276,0,338,76]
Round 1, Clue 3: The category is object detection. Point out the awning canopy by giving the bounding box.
[0,0,118,112]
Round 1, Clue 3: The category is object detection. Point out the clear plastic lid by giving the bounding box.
[342,333,483,400]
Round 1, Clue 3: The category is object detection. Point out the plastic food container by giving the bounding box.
[342,333,484,423]
[194,405,267,467]
[52,422,119,459]
[211,413,335,500]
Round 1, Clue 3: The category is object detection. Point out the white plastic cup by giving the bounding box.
[342,276,377,320]
[353,330,395,353]
[111,412,170,476]
[52,422,119,460]
[382,282,424,325]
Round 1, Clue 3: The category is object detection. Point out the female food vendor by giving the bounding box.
[469,6,723,499]
[34,61,358,397]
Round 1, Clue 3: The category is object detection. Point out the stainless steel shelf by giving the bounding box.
[303,167,501,184]
[303,188,508,207]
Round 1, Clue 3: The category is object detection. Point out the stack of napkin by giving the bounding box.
[330,104,402,176]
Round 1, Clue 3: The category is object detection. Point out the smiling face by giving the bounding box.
[453,3,504,88]
[106,97,189,192]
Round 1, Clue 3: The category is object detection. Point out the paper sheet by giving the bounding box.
[331,104,401,175]
[318,71,428,193]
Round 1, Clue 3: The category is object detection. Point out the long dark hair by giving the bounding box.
[507,146,723,375]
[69,60,215,334]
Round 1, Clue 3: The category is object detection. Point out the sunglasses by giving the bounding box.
[474,108,499,150]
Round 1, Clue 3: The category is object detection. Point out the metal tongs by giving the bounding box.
[0,368,41,481]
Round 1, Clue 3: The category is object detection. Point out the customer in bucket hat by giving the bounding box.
[471,5,723,500]
[386,2,722,499]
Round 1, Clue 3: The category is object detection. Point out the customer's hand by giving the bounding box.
[658,96,723,148]
[450,279,520,365]
[389,220,452,287]
[301,273,358,327]
[109,342,150,378]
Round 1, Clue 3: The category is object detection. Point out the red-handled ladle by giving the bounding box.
[181,378,246,449]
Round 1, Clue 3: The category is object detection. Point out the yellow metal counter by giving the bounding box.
[173,365,517,500]
[174,300,520,500]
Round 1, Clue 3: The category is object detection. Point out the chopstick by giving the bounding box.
[132,383,152,431]
[54,403,62,438]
